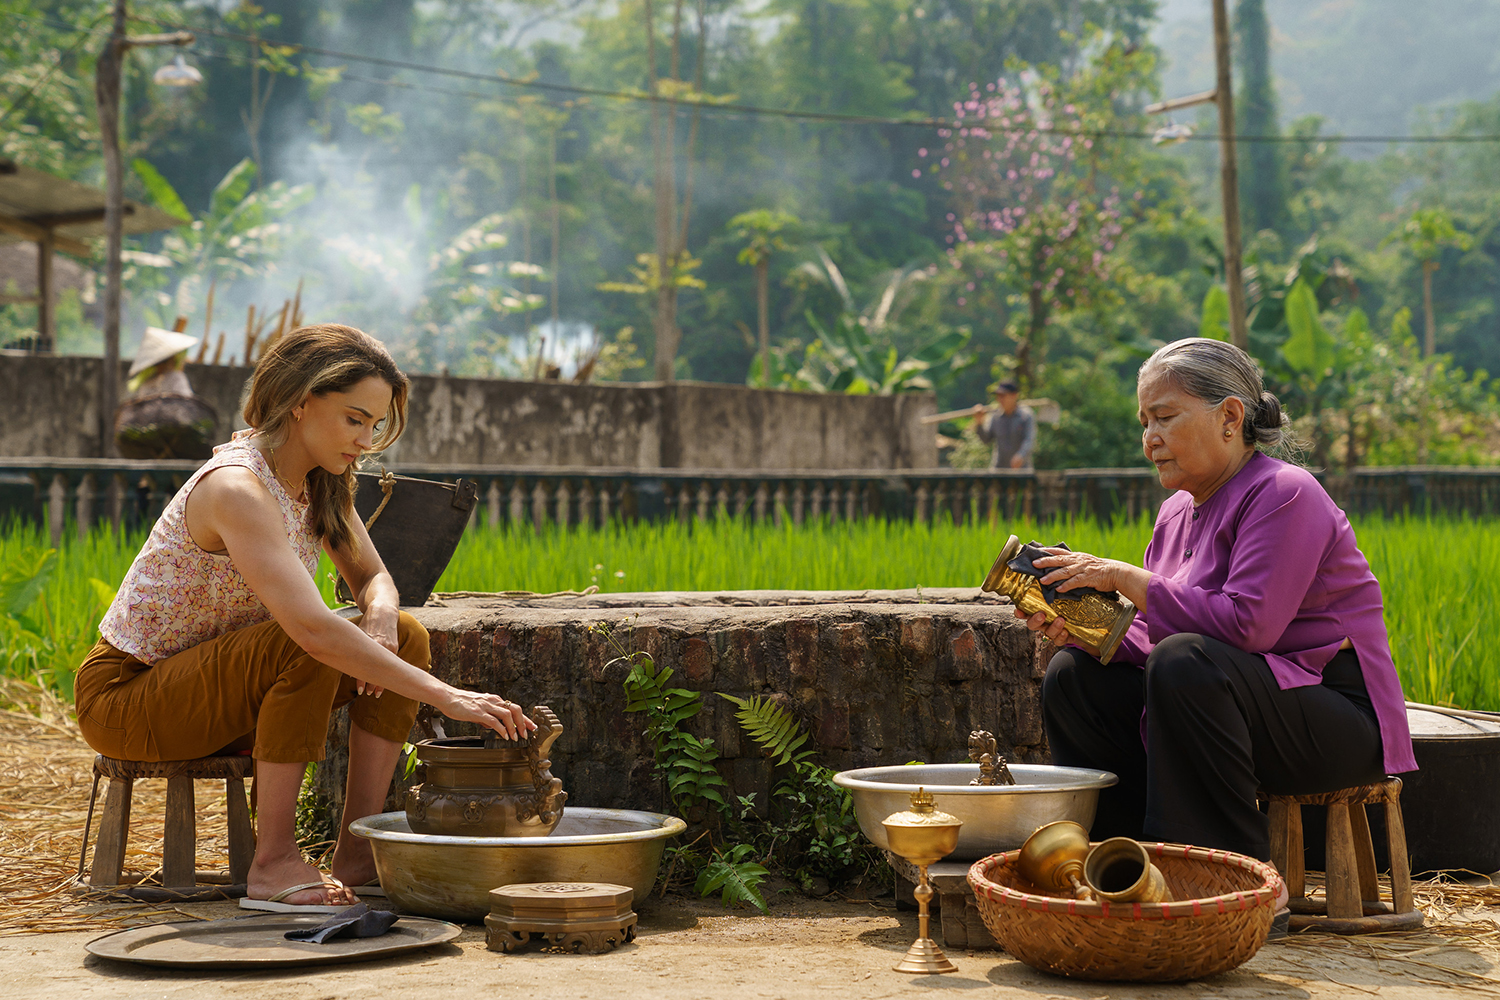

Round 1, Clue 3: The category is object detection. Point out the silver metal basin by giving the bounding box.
[833,763,1117,861]
[351,807,687,922]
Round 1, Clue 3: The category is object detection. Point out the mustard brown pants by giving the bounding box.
[75,613,430,764]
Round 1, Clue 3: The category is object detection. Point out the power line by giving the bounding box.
[8,7,1500,144]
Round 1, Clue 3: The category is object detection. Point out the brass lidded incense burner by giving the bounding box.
[981,534,1138,664]
[405,705,567,838]
[883,789,962,975]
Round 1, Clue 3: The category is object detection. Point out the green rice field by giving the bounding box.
[3,515,1497,710]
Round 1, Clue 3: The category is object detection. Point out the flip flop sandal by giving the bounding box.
[238,880,351,913]
[351,881,386,898]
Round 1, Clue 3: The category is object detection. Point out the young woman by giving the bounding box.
[76,324,534,910]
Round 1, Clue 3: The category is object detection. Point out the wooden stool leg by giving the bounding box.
[1324,802,1363,919]
[162,775,197,888]
[226,776,255,884]
[1285,803,1305,900]
[1268,798,1292,887]
[90,778,132,887]
[1384,793,1416,915]
[1348,802,1381,904]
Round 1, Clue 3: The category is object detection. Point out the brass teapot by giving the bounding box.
[981,534,1138,664]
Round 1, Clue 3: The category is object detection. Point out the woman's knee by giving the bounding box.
[396,611,431,669]
[1146,633,1225,700]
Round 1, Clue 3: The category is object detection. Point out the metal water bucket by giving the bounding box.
[337,471,478,607]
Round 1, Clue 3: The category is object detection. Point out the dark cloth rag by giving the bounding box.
[1008,540,1120,604]
[284,902,399,944]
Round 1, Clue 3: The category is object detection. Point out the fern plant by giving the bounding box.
[696,844,770,914]
[721,693,872,884]
[596,620,730,818]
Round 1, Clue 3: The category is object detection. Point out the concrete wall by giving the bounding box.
[0,354,937,469]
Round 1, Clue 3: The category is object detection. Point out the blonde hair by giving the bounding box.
[242,324,410,554]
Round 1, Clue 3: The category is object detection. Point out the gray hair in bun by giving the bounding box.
[1137,337,1293,451]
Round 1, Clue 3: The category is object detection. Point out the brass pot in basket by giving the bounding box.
[1083,837,1173,904]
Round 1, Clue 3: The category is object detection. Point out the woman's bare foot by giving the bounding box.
[329,837,380,891]
[247,848,355,907]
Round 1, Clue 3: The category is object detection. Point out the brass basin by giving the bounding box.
[351,807,686,923]
[834,764,1117,862]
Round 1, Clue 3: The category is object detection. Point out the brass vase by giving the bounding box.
[1016,820,1093,899]
[405,705,567,837]
[1083,837,1173,904]
[980,534,1138,664]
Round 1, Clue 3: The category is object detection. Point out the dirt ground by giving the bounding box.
[3,892,1500,1000]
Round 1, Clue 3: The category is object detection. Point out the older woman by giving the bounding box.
[1022,338,1415,862]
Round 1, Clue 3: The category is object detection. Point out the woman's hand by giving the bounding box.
[1032,547,1124,595]
[439,688,537,741]
[355,604,400,698]
[1013,547,1153,636]
[1015,605,1072,644]
[1015,547,1121,644]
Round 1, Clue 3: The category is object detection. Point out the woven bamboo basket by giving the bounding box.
[968,843,1281,982]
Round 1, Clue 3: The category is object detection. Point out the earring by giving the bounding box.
[1225,429,1233,438]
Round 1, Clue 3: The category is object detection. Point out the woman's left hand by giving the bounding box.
[357,604,400,697]
[1031,547,1123,595]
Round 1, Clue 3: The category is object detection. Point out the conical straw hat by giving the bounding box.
[129,326,201,376]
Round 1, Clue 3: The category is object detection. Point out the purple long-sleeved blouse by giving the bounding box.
[1111,451,1417,774]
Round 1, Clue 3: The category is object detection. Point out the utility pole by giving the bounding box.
[1212,0,1248,350]
[93,0,194,455]
[1145,0,1249,351]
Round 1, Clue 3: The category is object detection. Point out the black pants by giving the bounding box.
[1041,633,1386,861]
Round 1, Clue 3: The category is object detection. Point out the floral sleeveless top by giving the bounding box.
[98,430,322,663]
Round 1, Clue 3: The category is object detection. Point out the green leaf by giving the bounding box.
[1282,279,1337,382]
[87,578,117,610]
[131,159,191,224]
[2,548,56,619]
[908,329,971,365]
[209,159,258,221]
[1199,285,1230,341]
[721,693,809,766]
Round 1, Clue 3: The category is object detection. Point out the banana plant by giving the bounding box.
[802,310,971,395]
[788,247,972,394]
[126,157,313,322]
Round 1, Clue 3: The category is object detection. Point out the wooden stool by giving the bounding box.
[1267,777,1423,934]
[80,755,256,899]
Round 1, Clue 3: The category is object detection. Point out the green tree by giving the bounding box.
[1382,206,1474,357]
[728,209,799,387]
[931,36,1154,392]
[1234,0,1284,235]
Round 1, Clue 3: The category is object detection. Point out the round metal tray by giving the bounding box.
[86,913,462,969]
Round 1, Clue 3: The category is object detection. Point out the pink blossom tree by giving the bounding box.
[922,40,1153,392]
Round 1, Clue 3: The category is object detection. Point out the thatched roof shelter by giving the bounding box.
[0,159,184,351]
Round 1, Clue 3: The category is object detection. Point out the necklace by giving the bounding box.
[266,442,307,500]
